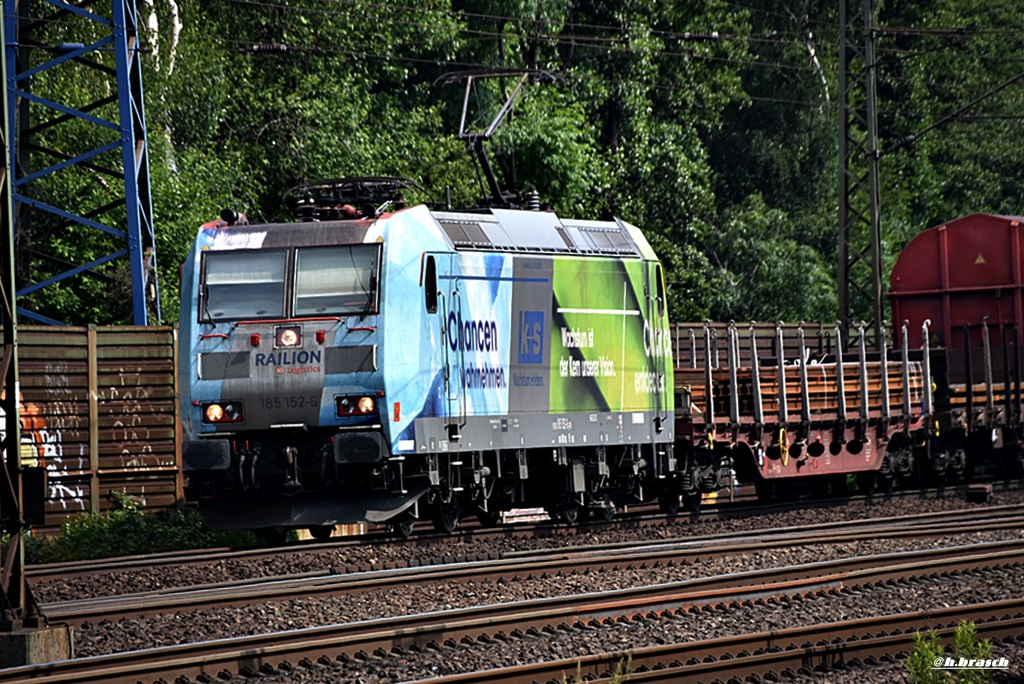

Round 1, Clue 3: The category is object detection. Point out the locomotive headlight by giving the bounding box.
[223,403,242,421]
[336,395,376,416]
[205,404,224,422]
[202,402,244,423]
[275,325,302,347]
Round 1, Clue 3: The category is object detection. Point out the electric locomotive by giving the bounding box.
[178,178,675,537]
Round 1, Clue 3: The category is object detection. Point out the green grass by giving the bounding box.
[566,655,632,683]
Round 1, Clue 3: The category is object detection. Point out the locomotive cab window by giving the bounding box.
[424,255,438,314]
[201,249,287,321]
[294,244,380,316]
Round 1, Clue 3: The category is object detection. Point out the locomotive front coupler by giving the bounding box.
[236,444,260,490]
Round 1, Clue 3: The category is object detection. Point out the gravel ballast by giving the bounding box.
[34,487,1024,683]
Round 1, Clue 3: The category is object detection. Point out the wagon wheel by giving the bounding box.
[877,453,896,499]
[857,471,876,497]
[681,491,703,513]
[475,506,502,528]
[558,504,580,525]
[880,472,895,497]
[431,496,461,534]
[546,501,580,525]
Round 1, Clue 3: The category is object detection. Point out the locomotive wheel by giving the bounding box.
[431,497,461,534]
[558,504,580,525]
[589,499,616,521]
[390,517,415,538]
[547,502,580,525]
[682,491,702,513]
[307,525,335,541]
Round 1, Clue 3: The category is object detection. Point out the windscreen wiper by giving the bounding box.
[360,254,378,320]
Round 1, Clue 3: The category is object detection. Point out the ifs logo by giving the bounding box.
[517,310,544,364]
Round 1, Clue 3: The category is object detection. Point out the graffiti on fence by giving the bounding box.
[0,387,39,465]
[104,367,171,470]
[1,326,182,522]
[1,384,89,512]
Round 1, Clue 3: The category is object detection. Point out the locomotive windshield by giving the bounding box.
[199,244,379,322]
[202,249,287,320]
[294,245,378,316]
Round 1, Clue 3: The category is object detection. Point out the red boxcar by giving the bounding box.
[890,212,1024,352]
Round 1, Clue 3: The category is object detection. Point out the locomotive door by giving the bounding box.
[437,256,466,440]
[646,261,668,431]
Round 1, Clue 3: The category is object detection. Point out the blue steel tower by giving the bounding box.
[4,0,158,325]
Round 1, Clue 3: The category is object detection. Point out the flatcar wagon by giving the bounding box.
[671,320,921,500]
[668,214,1024,502]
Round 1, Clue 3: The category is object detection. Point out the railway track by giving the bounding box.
[426,600,1024,684]
[36,504,1024,626]
[25,483,1019,587]
[8,537,1024,683]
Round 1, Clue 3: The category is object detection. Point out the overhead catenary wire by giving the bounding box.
[881,66,1024,156]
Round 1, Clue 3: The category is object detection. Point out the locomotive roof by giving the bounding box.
[206,205,646,258]
[432,208,642,257]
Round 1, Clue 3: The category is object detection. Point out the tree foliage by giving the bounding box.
[14,0,1024,326]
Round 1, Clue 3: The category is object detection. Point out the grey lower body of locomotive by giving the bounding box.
[183,408,674,529]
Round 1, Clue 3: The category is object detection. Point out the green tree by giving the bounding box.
[703,194,835,321]
[21,0,1024,327]
[878,0,1024,252]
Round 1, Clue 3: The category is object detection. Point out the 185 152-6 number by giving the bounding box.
[260,395,319,410]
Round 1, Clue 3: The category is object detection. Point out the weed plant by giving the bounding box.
[907,621,994,684]
[4,493,257,564]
